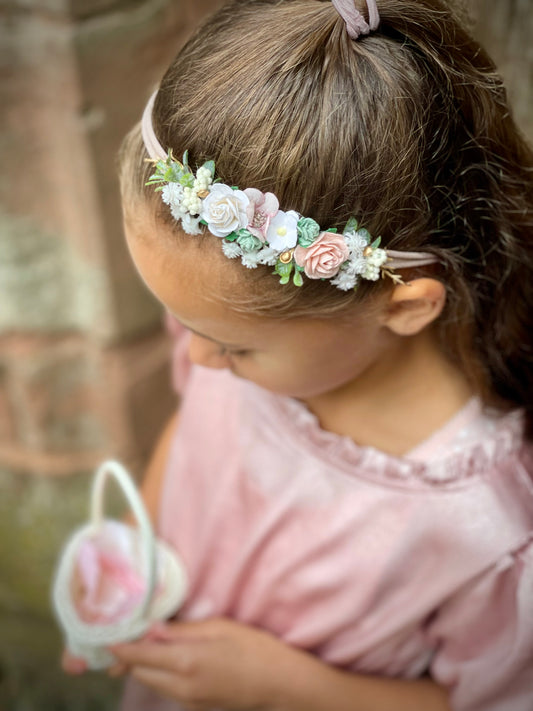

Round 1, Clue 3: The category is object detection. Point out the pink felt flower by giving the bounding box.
[74,526,146,624]
[244,188,279,242]
[294,232,350,279]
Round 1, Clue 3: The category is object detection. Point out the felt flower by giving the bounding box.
[266,210,299,252]
[222,241,242,259]
[244,188,279,241]
[74,529,146,624]
[181,213,202,235]
[294,231,350,279]
[344,229,370,253]
[200,184,249,238]
[297,217,321,247]
[236,229,263,252]
[162,183,185,222]
[331,269,359,291]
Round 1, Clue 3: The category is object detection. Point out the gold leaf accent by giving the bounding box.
[279,249,294,264]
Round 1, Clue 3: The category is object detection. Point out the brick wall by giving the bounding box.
[0,0,223,708]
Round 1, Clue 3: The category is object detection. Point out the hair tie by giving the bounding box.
[332,0,380,39]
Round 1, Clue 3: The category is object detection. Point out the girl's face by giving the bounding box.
[125,210,396,400]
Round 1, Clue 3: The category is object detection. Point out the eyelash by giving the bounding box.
[221,348,249,358]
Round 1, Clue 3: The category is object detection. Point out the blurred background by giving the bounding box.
[0,0,531,708]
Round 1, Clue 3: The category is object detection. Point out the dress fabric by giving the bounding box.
[122,326,533,711]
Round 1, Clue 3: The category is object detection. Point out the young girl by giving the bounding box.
[81,0,533,708]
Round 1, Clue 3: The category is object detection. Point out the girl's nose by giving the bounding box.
[188,333,231,370]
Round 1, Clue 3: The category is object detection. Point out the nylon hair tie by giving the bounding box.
[332,0,380,39]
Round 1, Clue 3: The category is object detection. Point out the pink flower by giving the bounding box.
[294,232,350,279]
[74,527,146,624]
[244,188,279,241]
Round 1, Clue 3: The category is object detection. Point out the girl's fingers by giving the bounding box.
[110,640,187,672]
[107,661,129,677]
[131,665,198,705]
[61,650,87,675]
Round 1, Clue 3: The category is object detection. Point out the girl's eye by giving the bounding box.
[219,345,250,358]
[226,349,249,358]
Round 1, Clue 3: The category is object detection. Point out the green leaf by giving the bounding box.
[225,231,239,242]
[231,186,240,191]
[179,172,195,188]
[326,228,338,233]
[371,236,382,248]
[182,150,189,168]
[199,219,208,226]
[293,270,303,287]
[275,260,293,284]
[344,216,359,234]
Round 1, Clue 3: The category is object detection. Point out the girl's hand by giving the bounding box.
[110,617,289,710]
[61,648,128,678]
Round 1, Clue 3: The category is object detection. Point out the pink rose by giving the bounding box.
[294,232,350,279]
[244,188,279,241]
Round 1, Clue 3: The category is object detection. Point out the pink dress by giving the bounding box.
[122,325,533,711]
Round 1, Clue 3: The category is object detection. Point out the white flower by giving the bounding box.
[362,264,381,281]
[366,247,388,268]
[181,213,202,235]
[222,241,242,259]
[266,210,299,251]
[170,202,187,222]
[344,230,370,252]
[241,252,261,269]
[345,255,368,276]
[257,247,279,266]
[331,270,359,291]
[161,182,184,210]
[200,183,249,238]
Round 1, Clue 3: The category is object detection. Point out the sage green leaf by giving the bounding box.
[371,236,382,248]
[203,160,216,177]
[357,228,372,244]
[344,217,359,233]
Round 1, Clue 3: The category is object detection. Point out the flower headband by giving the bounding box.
[141,92,438,290]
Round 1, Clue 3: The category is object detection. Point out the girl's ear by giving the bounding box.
[380,278,446,336]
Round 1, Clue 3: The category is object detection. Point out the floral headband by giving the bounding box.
[141,92,438,290]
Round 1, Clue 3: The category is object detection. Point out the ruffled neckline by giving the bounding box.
[256,387,525,490]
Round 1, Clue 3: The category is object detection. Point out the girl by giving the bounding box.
[84,0,533,709]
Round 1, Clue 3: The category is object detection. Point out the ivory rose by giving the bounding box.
[200,184,249,238]
[294,231,350,279]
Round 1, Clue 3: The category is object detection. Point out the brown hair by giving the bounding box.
[119,0,533,432]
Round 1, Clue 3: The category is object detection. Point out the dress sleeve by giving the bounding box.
[428,537,533,711]
[165,313,192,395]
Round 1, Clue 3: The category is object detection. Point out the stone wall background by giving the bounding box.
[0,0,531,709]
